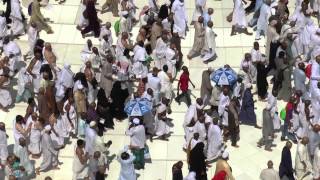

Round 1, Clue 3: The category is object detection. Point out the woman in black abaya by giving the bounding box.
[110,81,129,120]
[189,142,207,180]
[256,60,268,100]
[96,88,114,130]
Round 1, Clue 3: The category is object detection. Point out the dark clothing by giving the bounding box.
[95,171,105,180]
[279,146,294,180]
[110,81,129,120]
[267,42,280,71]
[189,143,207,180]
[228,103,240,146]
[175,91,191,107]
[245,0,256,14]
[3,0,11,24]
[158,4,169,20]
[97,89,114,130]
[81,1,100,37]
[172,169,183,180]
[256,62,268,99]
[239,88,257,126]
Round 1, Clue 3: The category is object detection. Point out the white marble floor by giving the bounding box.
[0,0,299,179]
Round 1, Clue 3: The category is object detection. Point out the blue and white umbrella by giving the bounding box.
[124,98,151,116]
[210,67,237,86]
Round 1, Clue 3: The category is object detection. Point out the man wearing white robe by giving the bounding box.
[172,0,188,38]
[24,22,38,59]
[300,19,316,57]
[255,0,272,40]
[56,63,74,101]
[183,99,204,134]
[155,102,170,138]
[10,0,24,36]
[120,11,130,34]
[201,21,217,63]
[73,139,89,180]
[266,90,279,130]
[36,125,59,174]
[207,119,223,161]
[165,43,177,78]
[295,137,313,179]
[158,65,173,101]
[147,68,161,104]
[218,88,230,127]
[117,146,137,180]
[0,13,7,52]
[0,122,8,168]
[314,145,320,180]
[192,0,206,24]
[153,35,168,70]
[15,138,34,177]
[85,121,98,156]
[2,37,22,75]
[259,161,280,180]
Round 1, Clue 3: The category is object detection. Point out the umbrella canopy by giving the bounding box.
[210,67,237,86]
[124,98,151,116]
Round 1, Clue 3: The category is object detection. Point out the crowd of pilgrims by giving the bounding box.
[0,0,320,179]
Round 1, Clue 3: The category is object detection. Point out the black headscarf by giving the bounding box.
[189,142,207,179]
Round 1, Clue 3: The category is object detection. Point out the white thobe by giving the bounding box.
[153,38,167,69]
[313,147,320,179]
[266,92,279,130]
[0,16,7,47]
[133,45,147,63]
[28,122,41,155]
[0,89,12,108]
[232,0,247,28]
[0,130,8,164]
[201,26,217,62]
[118,153,136,180]
[120,17,129,34]
[207,124,223,161]
[85,127,97,156]
[126,125,146,149]
[62,101,77,136]
[295,143,312,179]
[194,121,206,142]
[192,0,206,22]
[27,25,38,56]
[3,41,22,72]
[78,3,88,28]
[10,0,24,36]
[165,47,177,78]
[39,133,59,171]
[299,21,316,56]
[172,0,188,38]
[132,61,148,79]
[155,103,170,136]
[147,73,161,103]
[218,93,230,126]
[259,168,280,180]
[183,105,198,132]
[72,147,89,179]
[256,3,271,39]
[158,71,173,100]
[15,145,34,176]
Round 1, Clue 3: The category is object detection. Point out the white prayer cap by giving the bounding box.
[44,125,51,131]
[121,11,129,16]
[133,118,140,125]
[77,83,84,90]
[222,151,229,159]
[89,121,96,127]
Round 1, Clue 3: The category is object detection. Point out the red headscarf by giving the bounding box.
[212,170,227,180]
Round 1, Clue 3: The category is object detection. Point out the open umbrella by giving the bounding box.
[124,98,151,116]
[210,67,237,86]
